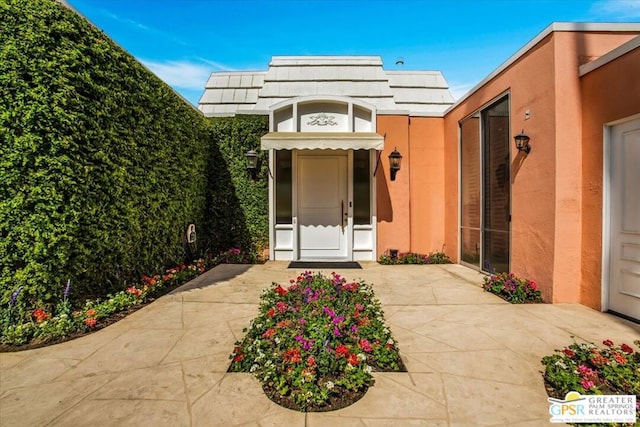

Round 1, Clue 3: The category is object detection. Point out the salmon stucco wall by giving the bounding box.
[549,31,639,303]
[444,33,558,302]
[443,30,638,303]
[580,42,640,310]
[376,115,410,256]
[409,117,446,254]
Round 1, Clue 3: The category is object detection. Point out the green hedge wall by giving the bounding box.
[207,116,269,254]
[0,0,219,307]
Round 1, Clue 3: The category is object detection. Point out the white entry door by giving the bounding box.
[608,117,640,321]
[297,154,348,260]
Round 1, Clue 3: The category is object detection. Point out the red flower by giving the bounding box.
[562,348,576,358]
[283,348,301,364]
[590,349,609,366]
[234,353,245,363]
[267,308,276,317]
[336,344,349,356]
[274,285,287,296]
[84,318,97,327]
[357,317,370,327]
[385,343,394,350]
[342,282,358,292]
[32,309,50,323]
[613,353,627,365]
[262,328,276,339]
[126,286,142,297]
[307,356,316,367]
[347,353,358,365]
[602,339,614,347]
[276,320,291,328]
[621,343,634,354]
[86,309,97,317]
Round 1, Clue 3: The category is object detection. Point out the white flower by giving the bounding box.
[387,338,395,345]
[365,365,373,374]
[274,337,280,344]
[357,353,367,362]
[325,381,334,390]
[554,360,567,369]
[250,364,259,373]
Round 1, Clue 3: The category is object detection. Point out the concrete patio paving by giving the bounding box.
[1,262,638,426]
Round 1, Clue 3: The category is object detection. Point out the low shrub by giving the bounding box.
[378,251,452,265]
[482,272,542,303]
[229,271,404,411]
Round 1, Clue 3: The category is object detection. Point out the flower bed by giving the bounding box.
[378,251,452,265]
[482,272,542,303]
[541,339,640,426]
[1,259,207,348]
[1,247,257,349]
[229,271,404,412]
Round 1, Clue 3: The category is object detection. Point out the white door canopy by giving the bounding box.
[260,132,384,150]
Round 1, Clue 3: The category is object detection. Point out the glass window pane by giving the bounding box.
[461,227,480,267]
[460,117,480,229]
[353,150,371,224]
[482,97,510,273]
[275,151,292,224]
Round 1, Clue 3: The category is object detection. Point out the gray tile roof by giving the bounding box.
[198,56,454,117]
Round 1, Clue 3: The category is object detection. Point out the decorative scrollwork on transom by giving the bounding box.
[307,113,338,126]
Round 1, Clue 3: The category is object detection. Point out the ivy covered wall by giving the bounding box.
[0,0,260,308]
[207,116,269,255]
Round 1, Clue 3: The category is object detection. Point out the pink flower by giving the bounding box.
[578,364,591,375]
[581,379,595,390]
[276,301,288,313]
[528,281,537,291]
[359,339,372,353]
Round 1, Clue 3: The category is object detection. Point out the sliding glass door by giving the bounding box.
[460,96,510,273]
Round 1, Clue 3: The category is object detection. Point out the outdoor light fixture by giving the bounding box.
[245,149,259,180]
[514,130,531,154]
[388,147,402,181]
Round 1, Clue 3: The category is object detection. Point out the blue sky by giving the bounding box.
[65,0,640,106]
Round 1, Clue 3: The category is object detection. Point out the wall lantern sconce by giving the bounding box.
[245,149,259,180]
[388,147,403,181]
[514,130,531,154]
